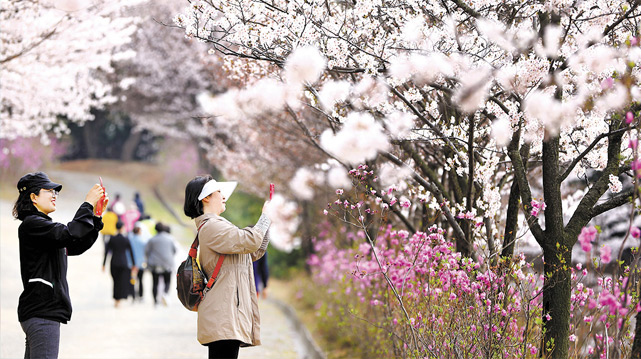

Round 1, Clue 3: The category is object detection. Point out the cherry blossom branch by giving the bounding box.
[1,20,61,64]
[589,188,635,218]
[602,1,640,37]
[448,0,481,18]
[559,127,628,182]
[565,121,625,242]
[381,151,467,245]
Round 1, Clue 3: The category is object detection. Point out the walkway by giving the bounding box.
[0,171,311,358]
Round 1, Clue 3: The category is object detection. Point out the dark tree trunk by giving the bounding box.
[541,134,571,359]
[82,118,99,158]
[632,309,641,359]
[541,243,572,358]
[120,130,142,162]
[501,180,520,258]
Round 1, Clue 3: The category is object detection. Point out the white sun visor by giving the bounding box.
[198,180,238,201]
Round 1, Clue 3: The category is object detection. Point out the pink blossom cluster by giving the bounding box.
[529,199,546,217]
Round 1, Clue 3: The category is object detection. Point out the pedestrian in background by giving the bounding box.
[183,175,271,359]
[103,221,136,308]
[253,252,269,299]
[14,172,106,359]
[145,222,177,306]
[134,191,145,217]
[129,222,150,301]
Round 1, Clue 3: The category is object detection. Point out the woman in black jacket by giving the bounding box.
[13,172,107,359]
[103,221,136,307]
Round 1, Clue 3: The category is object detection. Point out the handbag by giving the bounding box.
[176,221,224,311]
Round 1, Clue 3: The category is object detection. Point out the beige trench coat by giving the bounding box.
[195,213,269,346]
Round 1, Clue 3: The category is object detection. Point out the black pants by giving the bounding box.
[135,268,145,298]
[151,270,171,304]
[207,340,241,359]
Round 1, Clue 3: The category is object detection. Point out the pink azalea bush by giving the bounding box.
[304,180,639,358]
[0,137,66,181]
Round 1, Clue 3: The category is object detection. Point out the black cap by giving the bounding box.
[17,172,63,194]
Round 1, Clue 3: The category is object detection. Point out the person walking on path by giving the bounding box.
[253,252,269,299]
[145,222,177,306]
[183,175,271,359]
[129,222,150,301]
[103,221,136,308]
[134,192,145,217]
[100,210,118,253]
[13,171,106,359]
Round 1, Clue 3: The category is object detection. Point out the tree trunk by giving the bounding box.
[120,130,142,162]
[541,133,570,358]
[501,180,520,258]
[632,309,641,359]
[82,119,99,158]
[541,244,572,358]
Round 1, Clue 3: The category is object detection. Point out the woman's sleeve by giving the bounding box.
[103,240,111,267]
[200,215,271,255]
[250,228,270,262]
[23,202,100,255]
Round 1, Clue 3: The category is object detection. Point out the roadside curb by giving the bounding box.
[268,297,326,359]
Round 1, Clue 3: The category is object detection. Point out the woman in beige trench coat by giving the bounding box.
[183,175,271,359]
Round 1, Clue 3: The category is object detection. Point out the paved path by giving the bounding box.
[0,170,306,359]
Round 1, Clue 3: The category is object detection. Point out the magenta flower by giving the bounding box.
[599,245,612,264]
[578,226,597,253]
[631,226,641,239]
[626,111,635,124]
[629,139,638,150]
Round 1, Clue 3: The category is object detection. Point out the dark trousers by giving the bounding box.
[135,268,145,298]
[207,340,241,359]
[21,317,60,359]
[151,270,171,304]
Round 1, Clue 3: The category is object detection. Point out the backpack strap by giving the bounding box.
[188,221,208,258]
[204,255,225,294]
[192,220,225,295]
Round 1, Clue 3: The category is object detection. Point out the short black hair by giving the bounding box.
[155,222,165,233]
[13,188,41,220]
[183,175,213,219]
[116,221,124,230]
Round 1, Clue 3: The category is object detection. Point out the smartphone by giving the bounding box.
[95,177,106,216]
[269,183,275,200]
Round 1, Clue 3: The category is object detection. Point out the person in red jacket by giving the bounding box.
[13,172,107,359]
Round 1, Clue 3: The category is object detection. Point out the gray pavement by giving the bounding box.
[0,171,308,359]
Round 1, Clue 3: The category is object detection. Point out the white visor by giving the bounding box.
[198,180,237,201]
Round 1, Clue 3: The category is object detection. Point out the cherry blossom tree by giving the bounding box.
[177,0,641,356]
[1,0,146,141]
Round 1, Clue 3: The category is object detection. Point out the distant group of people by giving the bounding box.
[14,171,273,359]
[100,192,177,307]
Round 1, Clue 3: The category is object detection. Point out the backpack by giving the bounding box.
[176,221,225,311]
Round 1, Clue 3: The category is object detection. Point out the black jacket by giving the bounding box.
[17,202,103,323]
[103,233,135,269]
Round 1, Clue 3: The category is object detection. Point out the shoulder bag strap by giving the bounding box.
[192,220,225,293]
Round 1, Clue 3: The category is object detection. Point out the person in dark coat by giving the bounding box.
[134,191,145,216]
[103,221,136,307]
[253,252,269,299]
[14,171,106,359]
